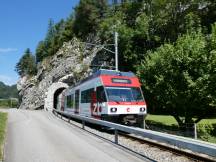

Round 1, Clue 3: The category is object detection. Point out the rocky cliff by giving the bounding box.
[17,38,113,110]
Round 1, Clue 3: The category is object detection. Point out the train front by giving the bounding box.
[100,71,147,128]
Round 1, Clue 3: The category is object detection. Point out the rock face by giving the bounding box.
[17,38,113,110]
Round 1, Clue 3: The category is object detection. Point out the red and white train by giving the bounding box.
[56,69,147,127]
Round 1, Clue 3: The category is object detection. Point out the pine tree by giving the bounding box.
[36,41,47,63]
[73,0,108,40]
[60,14,74,42]
[15,48,37,76]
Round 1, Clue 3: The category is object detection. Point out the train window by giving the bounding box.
[96,86,107,102]
[75,90,80,112]
[81,88,94,103]
[66,94,74,108]
[131,87,144,101]
[105,87,144,102]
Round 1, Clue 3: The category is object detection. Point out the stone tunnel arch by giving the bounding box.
[44,82,69,111]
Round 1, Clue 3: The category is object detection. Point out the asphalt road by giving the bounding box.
[4,109,146,162]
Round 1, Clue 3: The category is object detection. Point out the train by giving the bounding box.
[56,69,147,128]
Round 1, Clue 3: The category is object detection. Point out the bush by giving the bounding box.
[197,124,216,142]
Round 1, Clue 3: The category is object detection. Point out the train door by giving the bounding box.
[75,90,80,114]
[90,90,97,117]
[90,86,106,118]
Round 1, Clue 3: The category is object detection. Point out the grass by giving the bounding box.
[0,112,7,160]
[198,118,216,125]
[146,114,177,126]
[145,114,216,143]
[0,99,18,108]
[146,114,216,125]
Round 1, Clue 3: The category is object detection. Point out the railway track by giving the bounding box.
[54,111,216,162]
[119,132,216,162]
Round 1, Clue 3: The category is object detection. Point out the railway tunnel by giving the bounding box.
[53,87,66,110]
[44,82,69,111]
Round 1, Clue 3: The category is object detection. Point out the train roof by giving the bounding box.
[78,69,136,86]
[93,69,135,77]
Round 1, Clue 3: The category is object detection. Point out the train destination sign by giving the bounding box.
[111,78,131,84]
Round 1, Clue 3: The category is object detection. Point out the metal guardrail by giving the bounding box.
[53,109,216,158]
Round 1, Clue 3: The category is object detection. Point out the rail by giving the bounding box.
[53,109,216,158]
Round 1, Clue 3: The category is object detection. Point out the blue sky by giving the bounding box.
[0,0,79,85]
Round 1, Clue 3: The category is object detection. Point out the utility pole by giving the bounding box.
[82,31,119,71]
[114,32,119,71]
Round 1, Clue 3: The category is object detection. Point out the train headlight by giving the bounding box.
[140,107,146,112]
[110,107,117,113]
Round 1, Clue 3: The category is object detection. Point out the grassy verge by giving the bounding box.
[146,114,216,125]
[0,112,7,160]
[0,99,18,108]
[146,114,177,126]
[145,114,216,143]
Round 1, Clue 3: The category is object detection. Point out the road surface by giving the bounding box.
[3,109,147,162]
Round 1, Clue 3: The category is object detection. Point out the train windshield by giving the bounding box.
[105,87,144,102]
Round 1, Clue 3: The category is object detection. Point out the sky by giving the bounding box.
[0,0,79,85]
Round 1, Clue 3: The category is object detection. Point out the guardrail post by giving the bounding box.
[144,120,146,129]
[82,121,85,130]
[194,123,197,139]
[115,129,118,144]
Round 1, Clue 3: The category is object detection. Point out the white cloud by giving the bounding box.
[0,48,18,53]
[0,75,17,85]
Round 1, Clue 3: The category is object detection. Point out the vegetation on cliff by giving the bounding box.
[15,48,37,76]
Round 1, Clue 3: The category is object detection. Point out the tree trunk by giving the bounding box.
[172,115,184,127]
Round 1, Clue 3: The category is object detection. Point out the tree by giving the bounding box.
[45,19,57,57]
[99,3,151,71]
[35,19,56,62]
[36,18,69,62]
[60,15,74,43]
[73,0,108,40]
[45,19,56,44]
[137,25,216,127]
[36,41,47,63]
[15,48,37,76]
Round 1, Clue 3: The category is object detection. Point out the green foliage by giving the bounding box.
[35,0,108,62]
[137,25,216,125]
[197,124,216,143]
[73,0,108,39]
[36,18,74,62]
[36,19,65,62]
[35,41,47,63]
[97,0,216,72]
[33,0,216,65]
[60,16,74,43]
[15,48,37,76]
[0,112,7,160]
